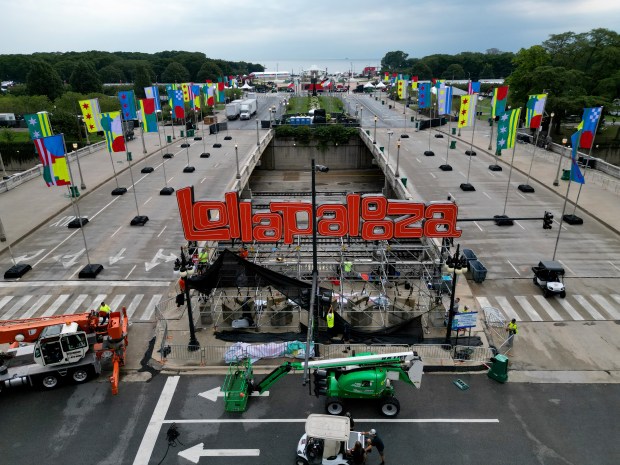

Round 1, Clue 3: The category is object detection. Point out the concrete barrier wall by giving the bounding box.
[258,137,374,170]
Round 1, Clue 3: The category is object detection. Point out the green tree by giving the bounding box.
[409,62,432,80]
[505,45,550,104]
[381,51,409,72]
[26,60,64,100]
[54,60,76,82]
[196,61,223,82]
[479,64,494,79]
[442,64,466,80]
[99,64,126,83]
[133,63,153,98]
[69,60,102,94]
[161,61,190,83]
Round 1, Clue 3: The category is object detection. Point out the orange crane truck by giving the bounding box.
[0,308,128,394]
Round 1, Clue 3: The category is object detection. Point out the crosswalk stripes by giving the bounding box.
[591,295,620,320]
[21,295,52,319]
[41,295,70,317]
[556,298,584,321]
[476,294,620,323]
[0,293,162,322]
[572,295,605,320]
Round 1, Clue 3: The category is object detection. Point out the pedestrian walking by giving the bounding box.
[363,429,385,465]
[99,301,111,324]
[506,318,518,348]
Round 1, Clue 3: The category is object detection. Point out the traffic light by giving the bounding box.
[543,211,554,229]
[313,369,328,397]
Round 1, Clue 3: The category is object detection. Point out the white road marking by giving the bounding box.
[41,294,70,317]
[110,294,126,312]
[132,376,180,465]
[558,260,574,274]
[514,220,526,230]
[63,294,88,315]
[0,295,14,312]
[473,221,484,232]
[21,294,52,319]
[506,260,520,275]
[143,196,152,206]
[532,295,563,321]
[157,225,167,238]
[140,294,163,320]
[0,280,170,288]
[572,295,605,320]
[494,296,522,321]
[111,226,123,238]
[165,418,499,424]
[2,295,33,320]
[607,261,620,273]
[483,192,492,199]
[126,294,144,318]
[515,296,543,321]
[590,294,620,320]
[124,265,137,280]
[515,191,526,200]
[557,297,584,320]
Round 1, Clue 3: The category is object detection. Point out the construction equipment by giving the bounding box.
[221,351,423,417]
[0,308,128,395]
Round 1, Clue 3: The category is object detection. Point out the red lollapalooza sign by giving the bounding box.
[177,187,461,243]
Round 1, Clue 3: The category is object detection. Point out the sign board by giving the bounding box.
[452,312,478,330]
[177,188,462,244]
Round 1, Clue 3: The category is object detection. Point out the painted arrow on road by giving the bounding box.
[62,249,85,268]
[109,248,126,265]
[14,249,45,263]
[144,249,177,272]
[178,443,259,463]
[198,387,270,402]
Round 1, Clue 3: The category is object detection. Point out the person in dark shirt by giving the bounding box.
[363,429,385,465]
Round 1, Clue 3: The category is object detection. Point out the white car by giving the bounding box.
[296,414,365,465]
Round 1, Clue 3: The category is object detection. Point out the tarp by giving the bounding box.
[224,341,314,363]
[363,82,375,88]
[375,82,386,89]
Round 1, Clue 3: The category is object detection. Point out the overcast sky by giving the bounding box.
[2,0,618,61]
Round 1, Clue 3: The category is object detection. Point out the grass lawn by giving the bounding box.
[286,96,344,115]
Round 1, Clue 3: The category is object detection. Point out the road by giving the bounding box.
[0,373,617,464]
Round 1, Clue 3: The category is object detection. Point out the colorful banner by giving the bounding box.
[100,111,126,153]
[139,98,158,133]
[418,82,431,109]
[34,134,71,187]
[24,112,53,139]
[491,86,509,118]
[437,84,453,116]
[458,94,478,128]
[577,107,602,149]
[525,94,547,129]
[496,108,521,151]
[144,86,161,111]
[191,84,202,110]
[118,90,137,119]
[168,88,185,119]
[468,81,480,95]
[570,130,585,184]
[79,98,103,133]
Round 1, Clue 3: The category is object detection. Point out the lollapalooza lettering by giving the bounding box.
[176,187,461,243]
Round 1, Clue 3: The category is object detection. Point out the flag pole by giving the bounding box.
[553,174,572,261]
[501,108,522,216]
[61,133,103,278]
[461,108,478,190]
[153,101,174,196]
[423,83,434,156]
[567,106,604,221]
[120,112,149,226]
[520,98,549,192]
[199,87,209,156]
[135,92,148,155]
[181,99,195,172]
[440,110,452,171]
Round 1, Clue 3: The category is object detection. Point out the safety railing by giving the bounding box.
[156,341,493,366]
[0,141,106,193]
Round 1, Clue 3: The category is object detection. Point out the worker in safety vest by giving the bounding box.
[506,319,518,348]
[99,302,111,324]
[197,248,209,273]
[326,306,335,340]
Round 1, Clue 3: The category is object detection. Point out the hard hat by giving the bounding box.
[369,429,376,435]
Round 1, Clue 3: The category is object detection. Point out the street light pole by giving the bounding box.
[177,248,200,351]
[395,139,402,177]
[235,144,241,179]
[386,130,393,167]
[554,137,568,186]
[444,244,466,344]
[256,119,260,145]
[373,116,378,144]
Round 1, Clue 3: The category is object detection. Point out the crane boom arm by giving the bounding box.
[0,312,98,344]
